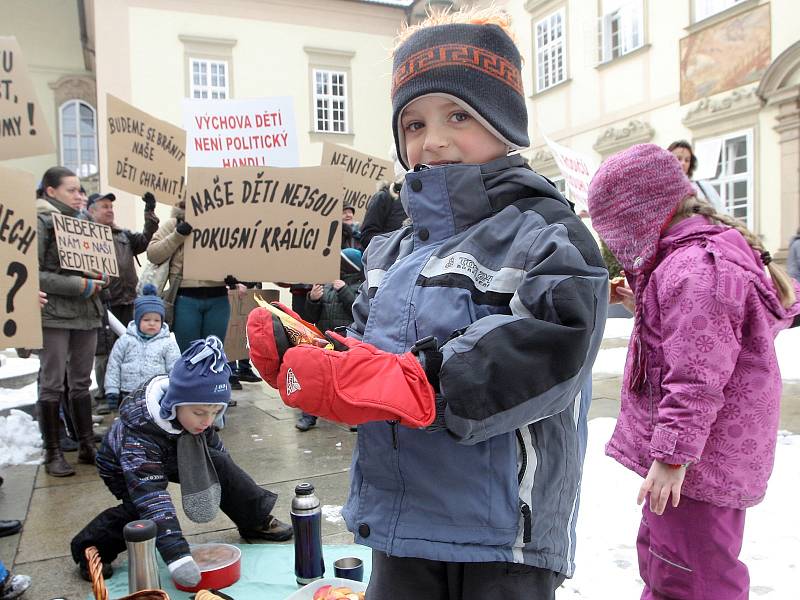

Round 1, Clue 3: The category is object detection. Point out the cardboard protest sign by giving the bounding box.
[223,288,279,361]
[543,134,597,212]
[0,37,54,160]
[183,98,298,168]
[0,166,41,348]
[106,94,187,205]
[183,166,343,283]
[52,214,118,277]
[321,142,393,221]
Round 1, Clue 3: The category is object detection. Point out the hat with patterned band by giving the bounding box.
[391,22,529,169]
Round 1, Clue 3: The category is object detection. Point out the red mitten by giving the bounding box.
[246,306,292,388]
[278,332,436,428]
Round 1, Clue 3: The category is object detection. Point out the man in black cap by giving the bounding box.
[88,191,160,413]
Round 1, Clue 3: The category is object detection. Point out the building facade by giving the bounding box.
[3,0,799,257]
[504,0,800,258]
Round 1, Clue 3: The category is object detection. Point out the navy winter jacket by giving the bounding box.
[96,376,224,565]
[341,155,608,576]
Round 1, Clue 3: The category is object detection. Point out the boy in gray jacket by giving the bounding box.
[104,284,181,411]
[249,7,608,599]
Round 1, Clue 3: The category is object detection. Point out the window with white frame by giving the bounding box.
[60,100,97,177]
[705,130,753,227]
[535,8,567,92]
[693,0,747,22]
[314,69,348,133]
[598,0,644,64]
[190,58,229,99]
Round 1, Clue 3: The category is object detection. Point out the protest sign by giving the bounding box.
[543,134,598,212]
[0,37,54,160]
[0,166,41,348]
[52,214,118,277]
[183,166,343,283]
[223,288,279,361]
[106,94,187,205]
[321,142,393,221]
[183,98,298,168]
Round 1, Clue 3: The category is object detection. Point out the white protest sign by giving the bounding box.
[182,98,298,168]
[543,134,598,212]
[52,214,118,277]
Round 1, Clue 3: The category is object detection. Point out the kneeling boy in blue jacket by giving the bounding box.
[71,336,291,588]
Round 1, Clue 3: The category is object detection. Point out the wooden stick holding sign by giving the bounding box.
[223,288,278,361]
[183,166,343,283]
[52,214,119,277]
[0,166,41,348]
[320,142,393,222]
[106,94,187,205]
[0,37,55,160]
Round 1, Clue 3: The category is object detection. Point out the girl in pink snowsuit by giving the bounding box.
[588,144,800,599]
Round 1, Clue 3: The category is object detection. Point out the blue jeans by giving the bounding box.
[172,293,231,353]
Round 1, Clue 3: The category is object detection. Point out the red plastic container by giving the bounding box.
[173,542,241,593]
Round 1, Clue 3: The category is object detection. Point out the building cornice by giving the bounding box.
[593,120,654,156]
[529,147,556,173]
[682,86,762,130]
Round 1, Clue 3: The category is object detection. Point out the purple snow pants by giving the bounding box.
[637,495,749,599]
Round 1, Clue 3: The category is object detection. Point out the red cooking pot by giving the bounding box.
[173,542,241,592]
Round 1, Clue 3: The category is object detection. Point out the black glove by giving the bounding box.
[224,275,239,290]
[176,220,192,235]
[142,192,156,212]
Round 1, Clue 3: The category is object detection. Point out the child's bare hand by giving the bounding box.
[638,460,686,515]
[332,279,346,291]
[615,283,635,313]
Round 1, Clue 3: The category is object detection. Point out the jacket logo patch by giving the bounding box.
[286,369,301,395]
[213,383,229,393]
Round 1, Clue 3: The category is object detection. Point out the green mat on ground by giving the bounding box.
[90,544,372,600]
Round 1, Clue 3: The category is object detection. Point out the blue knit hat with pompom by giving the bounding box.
[160,335,231,420]
[134,283,165,327]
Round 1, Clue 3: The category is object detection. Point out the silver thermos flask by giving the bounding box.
[124,519,161,592]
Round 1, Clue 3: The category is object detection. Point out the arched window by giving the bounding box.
[59,100,98,177]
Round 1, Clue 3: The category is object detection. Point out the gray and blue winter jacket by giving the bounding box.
[341,154,608,576]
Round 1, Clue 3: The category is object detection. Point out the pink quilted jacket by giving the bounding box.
[607,216,800,509]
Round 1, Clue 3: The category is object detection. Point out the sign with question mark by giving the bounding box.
[0,37,55,160]
[0,165,41,348]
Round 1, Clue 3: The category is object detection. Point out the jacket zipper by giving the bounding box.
[519,500,532,544]
[516,429,532,543]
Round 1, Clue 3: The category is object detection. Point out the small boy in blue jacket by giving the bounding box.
[103,284,181,412]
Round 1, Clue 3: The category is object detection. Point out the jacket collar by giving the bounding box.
[400,154,565,248]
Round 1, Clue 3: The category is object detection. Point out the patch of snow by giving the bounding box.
[564,418,799,599]
[322,505,343,524]
[776,327,800,381]
[0,409,42,466]
[0,355,39,378]
[591,347,627,377]
[602,318,633,340]
[0,382,38,411]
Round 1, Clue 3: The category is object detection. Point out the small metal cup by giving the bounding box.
[333,556,364,582]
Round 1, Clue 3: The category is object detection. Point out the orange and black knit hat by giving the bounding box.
[391,22,529,169]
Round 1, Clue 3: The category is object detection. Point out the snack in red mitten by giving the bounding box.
[278,331,436,428]
[246,307,291,388]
